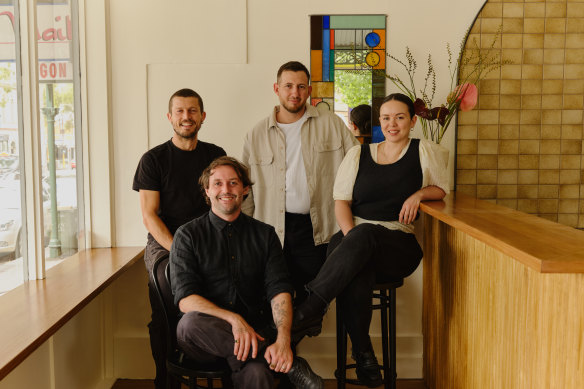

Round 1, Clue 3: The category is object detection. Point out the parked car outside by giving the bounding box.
[0,184,51,260]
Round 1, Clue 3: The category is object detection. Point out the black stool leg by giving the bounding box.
[336,301,347,389]
[389,288,397,389]
[379,289,391,389]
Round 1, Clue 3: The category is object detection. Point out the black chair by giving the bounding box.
[335,279,404,389]
[151,256,232,389]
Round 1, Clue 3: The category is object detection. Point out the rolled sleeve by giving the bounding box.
[333,144,362,201]
[169,226,203,306]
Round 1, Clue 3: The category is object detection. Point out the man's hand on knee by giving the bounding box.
[231,314,265,361]
[265,339,293,373]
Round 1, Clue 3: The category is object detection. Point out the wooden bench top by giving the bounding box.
[0,247,144,381]
[420,192,584,273]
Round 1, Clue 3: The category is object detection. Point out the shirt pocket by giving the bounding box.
[249,154,274,166]
[248,154,274,186]
[313,141,344,176]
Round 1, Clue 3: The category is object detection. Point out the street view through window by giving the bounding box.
[0,0,81,295]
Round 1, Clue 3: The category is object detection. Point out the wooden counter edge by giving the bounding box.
[419,193,584,274]
[0,246,144,381]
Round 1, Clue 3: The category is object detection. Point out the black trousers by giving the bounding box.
[283,212,328,304]
[144,237,180,389]
[307,223,422,353]
[177,312,275,389]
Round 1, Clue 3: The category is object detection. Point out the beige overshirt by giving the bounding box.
[242,104,359,246]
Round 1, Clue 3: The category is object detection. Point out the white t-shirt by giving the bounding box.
[277,111,311,214]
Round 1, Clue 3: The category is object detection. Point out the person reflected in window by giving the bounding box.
[293,93,448,387]
[132,89,226,389]
[348,104,372,144]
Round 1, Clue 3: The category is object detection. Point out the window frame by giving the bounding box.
[8,0,87,282]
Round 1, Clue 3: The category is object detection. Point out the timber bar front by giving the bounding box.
[420,193,584,388]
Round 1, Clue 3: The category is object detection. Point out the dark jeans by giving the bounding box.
[144,237,179,389]
[307,223,422,353]
[283,212,328,305]
[177,312,275,389]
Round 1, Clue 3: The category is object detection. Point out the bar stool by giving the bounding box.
[334,279,404,389]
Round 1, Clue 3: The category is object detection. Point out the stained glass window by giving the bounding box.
[310,15,386,142]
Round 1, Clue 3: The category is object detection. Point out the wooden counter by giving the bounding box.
[0,247,144,381]
[419,193,584,388]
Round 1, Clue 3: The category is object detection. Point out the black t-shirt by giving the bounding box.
[132,139,226,235]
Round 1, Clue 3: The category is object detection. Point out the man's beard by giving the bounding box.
[281,100,305,114]
[174,124,199,139]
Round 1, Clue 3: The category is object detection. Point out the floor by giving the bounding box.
[111,378,427,389]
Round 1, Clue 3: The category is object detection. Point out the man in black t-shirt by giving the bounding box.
[132,88,225,389]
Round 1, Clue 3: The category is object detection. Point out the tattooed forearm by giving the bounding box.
[271,299,289,328]
[270,292,292,335]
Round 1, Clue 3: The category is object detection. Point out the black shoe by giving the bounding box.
[276,373,294,389]
[292,307,323,339]
[353,351,383,388]
[287,356,324,389]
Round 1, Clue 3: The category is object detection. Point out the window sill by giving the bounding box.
[0,247,144,380]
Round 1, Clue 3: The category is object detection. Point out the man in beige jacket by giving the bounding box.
[242,61,358,309]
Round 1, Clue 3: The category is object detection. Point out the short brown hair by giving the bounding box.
[199,156,254,204]
[277,61,310,84]
[168,88,204,113]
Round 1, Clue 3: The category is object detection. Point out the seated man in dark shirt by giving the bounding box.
[170,156,323,389]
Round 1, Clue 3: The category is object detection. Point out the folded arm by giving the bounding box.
[139,189,173,251]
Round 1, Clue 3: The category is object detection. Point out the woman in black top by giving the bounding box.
[294,93,448,387]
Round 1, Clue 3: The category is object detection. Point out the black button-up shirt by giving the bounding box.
[170,210,293,328]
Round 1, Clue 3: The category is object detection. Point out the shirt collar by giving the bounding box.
[208,210,246,232]
[268,104,318,130]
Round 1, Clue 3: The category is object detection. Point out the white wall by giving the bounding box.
[105,0,487,379]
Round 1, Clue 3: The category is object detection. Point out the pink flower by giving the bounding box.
[454,83,478,111]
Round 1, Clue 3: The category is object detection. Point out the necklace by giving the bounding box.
[377,140,409,164]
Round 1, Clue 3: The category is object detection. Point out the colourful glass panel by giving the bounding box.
[373,49,385,70]
[334,29,355,50]
[330,15,385,29]
[311,98,322,106]
[311,50,323,81]
[323,29,330,81]
[310,14,385,133]
[329,49,335,81]
[311,82,335,98]
[365,32,380,48]
[316,100,331,112]
[373,29,385,49]
[365,52,380,67]
[330,30,335,50]
[310,16,323,49]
